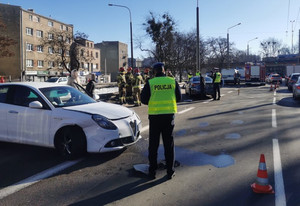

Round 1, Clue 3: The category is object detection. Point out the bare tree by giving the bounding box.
[40,29,92,74]
[205,37,228,68]
[260,38,282,58]
[0,15,17,58]
[142,12,176,69]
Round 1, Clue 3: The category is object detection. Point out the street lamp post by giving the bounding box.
[227,23,241,68]
[247,37,258,56]
[290,20,295,53]
[108,4,134,68]
[196,0,200,73]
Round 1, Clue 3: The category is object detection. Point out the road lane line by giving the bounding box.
[178,107,195,114]
[272,109,277,128]
[273,139,286,206]
[273,97,276,105]
[0,159,82,200]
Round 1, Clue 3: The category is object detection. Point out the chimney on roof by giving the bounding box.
[28,9,34,13]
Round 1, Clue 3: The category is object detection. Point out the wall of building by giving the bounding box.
[0,4,22,81]
[95,41,128,82]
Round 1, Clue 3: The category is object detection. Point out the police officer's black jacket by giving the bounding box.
[141,73,182,107]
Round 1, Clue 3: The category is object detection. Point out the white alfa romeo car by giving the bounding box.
[0,82,142,159]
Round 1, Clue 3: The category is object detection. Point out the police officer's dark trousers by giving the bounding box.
[213,83,221,100]
[148,114,175,175]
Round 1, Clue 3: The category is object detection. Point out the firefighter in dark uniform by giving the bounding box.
[141,62,182,180]
[213,67,222,100]
[133,68,144,106]
[117,67,126,104]
[125,67,134,104]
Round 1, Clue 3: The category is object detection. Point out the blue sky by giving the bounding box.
[2,0,300,59]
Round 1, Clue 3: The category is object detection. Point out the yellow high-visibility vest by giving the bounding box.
[214,72,221,83]
[148,77,177,115]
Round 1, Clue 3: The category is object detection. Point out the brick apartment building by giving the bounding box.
[0,3,100,82]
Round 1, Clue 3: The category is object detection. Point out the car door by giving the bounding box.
[0,85,11,141]
[6,85,53,146]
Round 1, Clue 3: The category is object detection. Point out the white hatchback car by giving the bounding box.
[0,82,142,159]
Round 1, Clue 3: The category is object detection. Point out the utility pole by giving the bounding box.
[196,0,200,74]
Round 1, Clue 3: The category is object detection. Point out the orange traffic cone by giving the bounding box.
[251,154,274,194]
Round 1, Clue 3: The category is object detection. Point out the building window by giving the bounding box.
[48,33,54,40]
[96,52,98,58]
[33,16,40,22]
[38,60,44,68]
[26,59,34,67]
[37,45,43,52]
[48,61,54,68]
[29,15,33,21]
[81,62,84,68]
[48,47,54,54]
[66,26,69,31]
[36,30,43,38]
[96,64,98,69]
[48,21,54,27]
[66,38,71,44]
[26,43,33,51]
[60,24,63,30]
[26,27,33,36]
[91,51,93,57]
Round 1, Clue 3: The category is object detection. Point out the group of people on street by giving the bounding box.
[117,67,149,106]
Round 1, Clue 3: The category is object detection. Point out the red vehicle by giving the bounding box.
[245,63,266,85]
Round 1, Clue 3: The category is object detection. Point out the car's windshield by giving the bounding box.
[40,86,96,107]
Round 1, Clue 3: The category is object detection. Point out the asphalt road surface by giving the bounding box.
[1,83,300,206]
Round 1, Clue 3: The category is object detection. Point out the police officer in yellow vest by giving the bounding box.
[213,67,222,100]
[141,62,182,180]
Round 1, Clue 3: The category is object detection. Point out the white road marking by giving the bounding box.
[178,107,195,114]
[0,159,82,200]
[273,97,276,105]
[272,109,277,128]
[228,91,233,93]
[273,139,286,206]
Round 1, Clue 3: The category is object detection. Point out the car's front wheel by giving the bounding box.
[55,126,87,159]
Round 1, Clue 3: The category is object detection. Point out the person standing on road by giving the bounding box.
[213,68,222,100]
[133,68,144,106]
[117,67,127,105]
[125,67,134,104]
[141,62,182,180]
[86,73,96,98]
[234,70,241,86]
[67,69,81,88]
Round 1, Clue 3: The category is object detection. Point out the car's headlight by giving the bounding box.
[92,114,117,130]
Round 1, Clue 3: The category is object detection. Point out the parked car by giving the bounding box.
[0,82,142,159]
[288,73,300,91]
[292,76,300,100]
[46,77,68,84]
[185,76,214,97]
[265,73,282,84]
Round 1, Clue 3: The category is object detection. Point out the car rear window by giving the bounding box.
[292,75,300,80]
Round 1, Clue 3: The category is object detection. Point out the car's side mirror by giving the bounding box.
[29,101,43,109]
